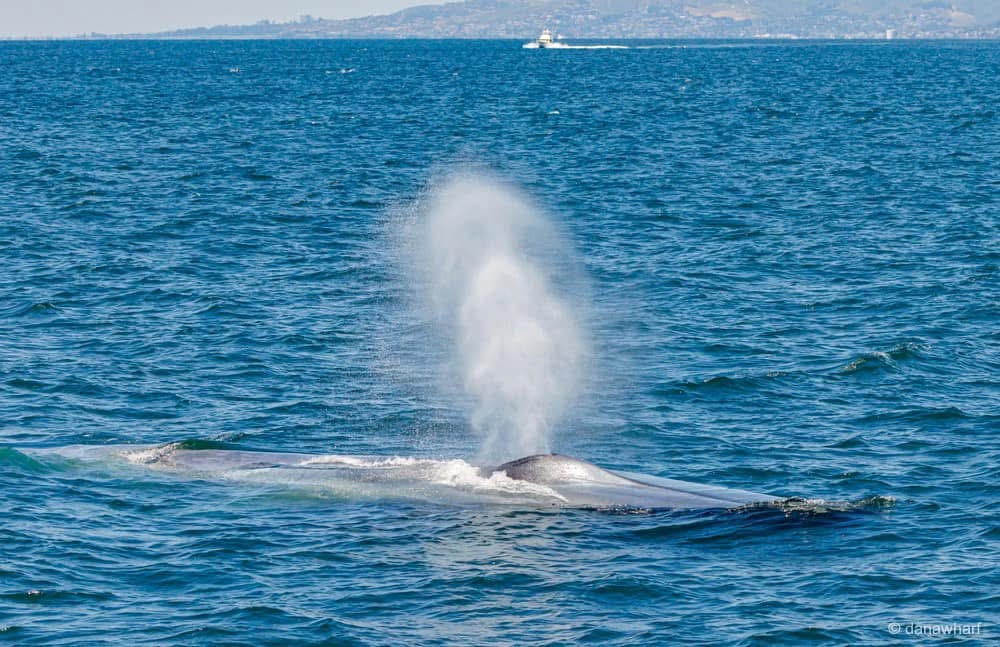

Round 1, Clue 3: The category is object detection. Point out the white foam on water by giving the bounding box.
[408,174,587,463]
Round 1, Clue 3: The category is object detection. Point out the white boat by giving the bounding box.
[522,29,567,49]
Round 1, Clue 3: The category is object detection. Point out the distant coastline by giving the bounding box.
[5,35,999,42]
[5,0,999,41]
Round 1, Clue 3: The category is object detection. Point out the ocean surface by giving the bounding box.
[1,39,997,644]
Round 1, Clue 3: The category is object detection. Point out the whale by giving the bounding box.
[23,444,779,511]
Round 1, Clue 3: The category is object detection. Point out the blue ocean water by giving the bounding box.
[1,39,998,644]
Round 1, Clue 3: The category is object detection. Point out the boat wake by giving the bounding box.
[524,44,629,50]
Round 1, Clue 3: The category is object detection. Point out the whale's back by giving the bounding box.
[25,445,778,511]
[493,454,777,510]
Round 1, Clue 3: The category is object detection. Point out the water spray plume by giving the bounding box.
[414,175,586,463]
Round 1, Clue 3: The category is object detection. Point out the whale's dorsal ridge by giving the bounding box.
[492,453,629,486]
[489,453,779,509]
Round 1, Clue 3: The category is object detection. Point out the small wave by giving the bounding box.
[855,406,970,423]
[241,167,274,181]
[682,375,756,391]
[5,378,48,392]
[264,401,332,415]
[0,589,113,603]
[0,447,47,473]
[839,342,924,374]
[829,434,869,449]
[5,301,60,317]
[14,148,42,161]
[675,370,789,394]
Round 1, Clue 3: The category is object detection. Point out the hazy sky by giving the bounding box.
[1,1,443,38]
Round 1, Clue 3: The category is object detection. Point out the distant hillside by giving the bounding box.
[99,1,1000,39]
